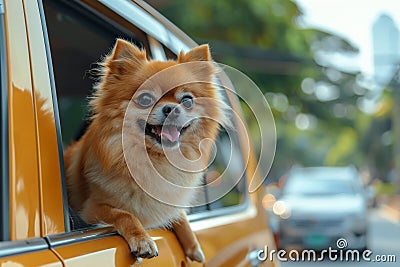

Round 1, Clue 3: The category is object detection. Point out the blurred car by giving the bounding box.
[273,166,368,251]
[0,0,277,266]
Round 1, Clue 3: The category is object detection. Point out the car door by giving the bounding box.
[0,0,62,265]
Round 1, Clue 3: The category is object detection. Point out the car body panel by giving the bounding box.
[0,250,62,267]
[47,227,188,267]
[4,0,42,240]
[52,235,136,267]
[192,204,275,267]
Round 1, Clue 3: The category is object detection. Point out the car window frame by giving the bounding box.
[99,0,197,54]
[0,0,9,242]
[38,0,71,232]
[0,238,49,258]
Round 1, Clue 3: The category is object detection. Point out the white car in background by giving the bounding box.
[274,166,369,251]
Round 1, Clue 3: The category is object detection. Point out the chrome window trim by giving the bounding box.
[187,196,250,223]
[99,0,195,54]
[0,2,9,241]
[148,35,167,61]
[132,0,197,49]
[46,226,117,247]
[0,238,48,257]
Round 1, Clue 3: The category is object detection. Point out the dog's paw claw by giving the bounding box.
[186,246,205,262]
[135,257,143,265]
[129,236,158,259]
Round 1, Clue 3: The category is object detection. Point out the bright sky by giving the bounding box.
[295,0,400,77]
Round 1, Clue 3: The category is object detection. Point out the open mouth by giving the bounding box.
[143,121,190,147]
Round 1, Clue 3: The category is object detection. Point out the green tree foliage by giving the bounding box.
[156,0,376,181]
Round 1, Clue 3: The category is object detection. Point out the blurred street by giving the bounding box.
[280,207,400,267]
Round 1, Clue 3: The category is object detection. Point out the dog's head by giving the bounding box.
[91,39,229,162]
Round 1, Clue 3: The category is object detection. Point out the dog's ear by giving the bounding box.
[178,45,216,80]
[106,39,146,76]
[178,44,212,62]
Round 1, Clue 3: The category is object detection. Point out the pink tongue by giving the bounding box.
[161,125,180,142]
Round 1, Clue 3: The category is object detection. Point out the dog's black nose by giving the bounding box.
[162,105,180,118]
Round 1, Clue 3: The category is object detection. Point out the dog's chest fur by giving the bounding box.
[85,158,202,229]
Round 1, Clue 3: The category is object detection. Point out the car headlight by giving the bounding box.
[273,200,291,219]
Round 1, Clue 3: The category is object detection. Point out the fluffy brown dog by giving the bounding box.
[64,39,228,262]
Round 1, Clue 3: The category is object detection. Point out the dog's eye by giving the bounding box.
[181,95,194,109]
[136,93,155,108]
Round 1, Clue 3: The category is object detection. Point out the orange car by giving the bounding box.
[0,0,277,266]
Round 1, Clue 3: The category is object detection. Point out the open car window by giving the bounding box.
[44,0,249,230]
[43,0,149,147]
[43,0,151,230]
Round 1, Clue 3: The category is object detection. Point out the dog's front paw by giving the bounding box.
[186,245,205,263]
[129,235,158,259]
